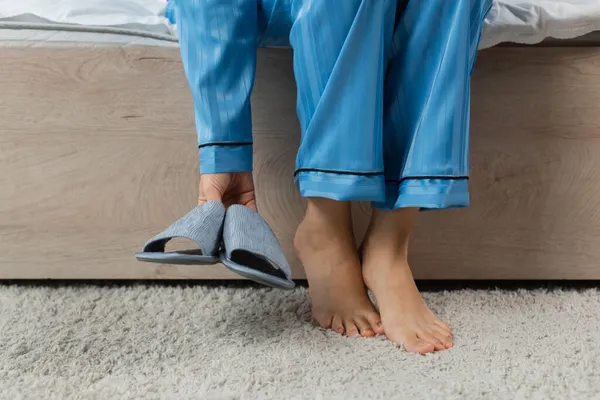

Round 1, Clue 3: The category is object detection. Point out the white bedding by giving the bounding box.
[0,0,599,48]
[0,1,170,34]
[0,0,176,46]
[481,0,600,48]
[0,28,177,48]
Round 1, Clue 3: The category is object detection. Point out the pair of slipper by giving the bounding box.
[135,201,295,290]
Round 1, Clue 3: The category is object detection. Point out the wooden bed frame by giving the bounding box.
[1,44,600,280]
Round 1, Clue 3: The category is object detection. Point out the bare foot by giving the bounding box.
[362,208,453,354]
[294,198,384,337]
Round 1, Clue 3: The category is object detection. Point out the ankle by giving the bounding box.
[294,199,353,257]
[362,229,409,265]
[305,198,351,227]
[364,247,408,268]
[361,208,414,262]
[362,239,412,289]
[294,217,328,256]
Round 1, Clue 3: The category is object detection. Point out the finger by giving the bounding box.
[198,175,225,204]
[246,199,258,211]
[222,198,257,211]
[201,186,224,203]
[222,190,257,211]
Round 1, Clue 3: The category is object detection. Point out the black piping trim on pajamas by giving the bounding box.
[198,142,253,149]
[294,168,384,177]
[293,169,469,183]
[386,176,469,183]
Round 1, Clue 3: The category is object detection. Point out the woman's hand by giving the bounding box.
[198,172,257,211]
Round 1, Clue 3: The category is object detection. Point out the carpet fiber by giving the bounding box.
[1,285,600,399]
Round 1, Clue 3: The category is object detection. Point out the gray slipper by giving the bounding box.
[136,201,226,265]
[220,205,295,290]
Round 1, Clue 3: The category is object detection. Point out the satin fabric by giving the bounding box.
[171,0,493,210]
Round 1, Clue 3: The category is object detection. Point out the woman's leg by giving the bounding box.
[362,208,452,353]
[362,0,493,353]
[290,0,395,201]
[294,199,382,337]
[289,0,395,336]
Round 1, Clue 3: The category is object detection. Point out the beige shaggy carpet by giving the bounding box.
[1,284,600,399]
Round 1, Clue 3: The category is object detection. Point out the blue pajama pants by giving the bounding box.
[170,0,493,210]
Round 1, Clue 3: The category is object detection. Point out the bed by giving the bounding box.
[2,0,600,280]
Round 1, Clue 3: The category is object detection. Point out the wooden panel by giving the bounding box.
[1,46,600,279]
[0,47,233,279]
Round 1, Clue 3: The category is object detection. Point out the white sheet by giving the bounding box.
[481,0,600,48]
[1,0,600,48]
[0,0,169,33]
[0,0,175,46]
[0,28,177,48]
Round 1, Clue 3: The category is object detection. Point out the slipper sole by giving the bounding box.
[136,252,219,265]
[221,255,295,290]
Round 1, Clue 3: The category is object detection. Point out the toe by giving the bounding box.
[434,319,451,333]
[313,313,333,329]
[344,320,360,337]
[403,336,436,354]
[366,313,385,335]
[418,331,446,351]
[432,326,453,349]
[331,316,345,335]
[354,317,375,337]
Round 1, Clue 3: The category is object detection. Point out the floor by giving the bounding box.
[1,283,599,399]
